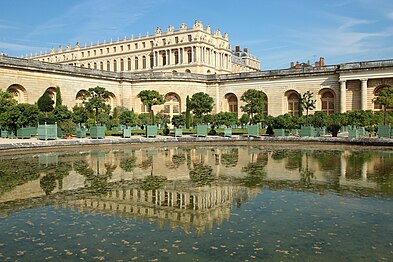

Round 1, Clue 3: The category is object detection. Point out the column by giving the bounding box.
[153,51,156,67]
[361,79,368,110]
[340,80,347,113]
[169,49,172,65]
[191,47,195,63]
[182,48,185,64]
[165,50,169,66]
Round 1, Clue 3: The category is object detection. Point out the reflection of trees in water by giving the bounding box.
[345,152,372,179]
[241,162,266,188]
[141,176,167,191]
[120,155,137,172]
[299,153,314,188]
[0,158,42,195]
[139,156,153,170]
[189,164,216,186]
[368,153,393,194]
[40,172,56,195]
[167,153,186,169]
[271,150,303,170]
[39,160,73,195]
[74,159,116,195]
[312,151,341,172]
[221,148,239,167]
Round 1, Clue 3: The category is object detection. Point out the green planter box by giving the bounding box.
[274,129,285,137]
[224,127,232,137]
[299,126,316,137]
[1,130,8,138]
[378,125,391,138]
[90,125,106,139]
[247,125,260,137]
[174,128,183,137]
[348,129,359,138]
[146,125,158,138]
[289,129,299,136]
[57,127,65,138]
[17,127,33,139]
[76,128,87,138]
[196,125,208,137]
[123,128,132,138]
[357,127,366,137]
[37,123,57,140]
[315,128,326,137]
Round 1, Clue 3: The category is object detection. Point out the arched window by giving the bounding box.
[185,69,191,73]
[75,90,87,106]
[7,84,27,104]
[225,93,238,115]
[120,59,124,71]
[150,55,154,69]
[135,57,139,70]
[321,91,335,115]
[93,62,97,69]
[106,60,110,71]
[374,85,393,111]
[174,51,179,64]
[128,58,131,71]
[164,93,181,116]
[113,60,117,72]
[143,56,147,69]
[162,52,167,66]
[100,61,103,70]
[287,92,300,116]
[187,49,192,63]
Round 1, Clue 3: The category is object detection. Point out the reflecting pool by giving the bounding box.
[0,145,392,261]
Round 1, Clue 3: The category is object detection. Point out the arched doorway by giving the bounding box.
[373,85,393,111]
[164,93,181,117]
[286,90,300,116]
[320,89,335,115]
[7,84,27,103]
[75,90,87,106]
[224,93,238,115]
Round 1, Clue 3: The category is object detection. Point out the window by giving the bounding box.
[120,45,123,51]
[135,43,138,49]
[106,48,109,54]
[162,52,167,66]
[94,50,97,56]
[150,41,153,48]
[188,34,192,42]
[127,44,131,50]
[142,42,146,48]
[100,49,103,55]
[288,93,299,116]
[113,46,116,53]
[113,60,117,72]
[175,37,179,43]
[143,56,146,69]
[120,59,124,71]
[174,51,179,64]
[187,49,192,63]
[100,61,103,70]
[107,60,110,71]
[321,91,335,115]
[87,51,90,57]
[164,93,181,116]
[128,58,131,70]
[135,57,139,70]
[81,52,84,58]
[225,94,238,115]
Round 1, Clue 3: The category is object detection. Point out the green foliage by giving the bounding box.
[272,113,298,129]
[141,176,167,191]
[203,113,217,127]
[120,155,137,172]
[155,111,170,127]
[311,111,329,128]
[216,112,237,127]
[189,164,216,186]
[6,103,39,131]
[373,87,393,125]
[300,91,316,125]
[172,114,186,128]
[137,90,165,124]
[119,110,140,127]
[51,105,72,123]
[239,114,250,127]
[83,86,111,125]
[240,89,266,124]
[37,91,54,113]
[138,113,152,126]
[185,95,191,128]
[58,119,76,136]
[55,86,62,107]
[0,90,17,128]
[72,105,88,124]
[188,92,214,119]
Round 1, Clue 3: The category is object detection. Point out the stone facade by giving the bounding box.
[1,55,393,118]
[29,21,260,75]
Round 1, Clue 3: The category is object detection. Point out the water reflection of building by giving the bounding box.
[58,183,251,235]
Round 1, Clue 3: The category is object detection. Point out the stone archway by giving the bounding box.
[75,90,87,106]
[7,84,27,104]
[285,90,300,116]
[164,93,181,117]
[319,89,336,115]
[224,93,238,115]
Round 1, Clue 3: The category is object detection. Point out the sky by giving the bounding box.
[0,0,393,69]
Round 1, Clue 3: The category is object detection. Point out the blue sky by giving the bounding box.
[1,0,393,69]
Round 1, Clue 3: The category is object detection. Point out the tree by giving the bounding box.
[0,90,17,129]
[239,113,250,128]
[155,111,170,127]
[300,91,316,125]
[119,110,140,127]
[216,112,237,127]
[6,103,39,132]
[72,105,88,124]
[37,91,54,115]
[55,86,62,108]
[82,86,111,125]
[373,87,393,125]
[185,95,191,128]
[188,92,214,123]
[137,90,165,125]
[240,89,266,124]
[172,114,186,128]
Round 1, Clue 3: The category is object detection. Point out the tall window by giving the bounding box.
[120,59,124,71]
[106,60,110,71]
[187,49,192,63]
[128,58,131,71]
[174,51,179,64]
[321,91,335,115]
[100,61,103,70]
[135,57,139,70]
[288,92,299,116]
[143,56,147,69]
[162,52,167,66]
[225,93,238,115]
[164,93,181,116]
[113,60,117,72]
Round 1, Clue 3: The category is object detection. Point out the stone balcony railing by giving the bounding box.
[2,55,393,83]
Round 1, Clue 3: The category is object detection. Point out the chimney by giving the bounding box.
[235,45,240,52]
[243,48,248,53]
[295,61,300,69]
[290,61,294,68]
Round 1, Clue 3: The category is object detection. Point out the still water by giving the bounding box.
[0,145,392,261]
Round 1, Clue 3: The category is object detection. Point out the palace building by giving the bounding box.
[1,21,393,120]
